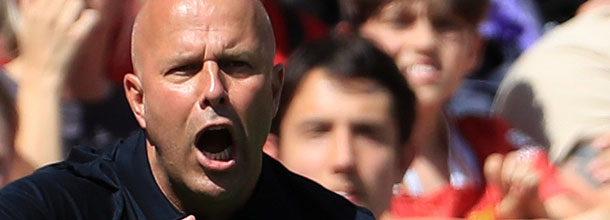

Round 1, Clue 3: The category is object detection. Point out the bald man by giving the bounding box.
[0,0,374,219]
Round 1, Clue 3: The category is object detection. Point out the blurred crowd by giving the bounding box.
[1,0,609,219]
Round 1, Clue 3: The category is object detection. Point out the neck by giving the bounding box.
[406,104,452,193]
[410,104,449,158]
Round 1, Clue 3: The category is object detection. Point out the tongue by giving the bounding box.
[197,129,231,153]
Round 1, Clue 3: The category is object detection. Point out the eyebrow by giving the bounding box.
[160,52,203,73]
[161,45,262,70]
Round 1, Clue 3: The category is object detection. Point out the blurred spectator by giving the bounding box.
[339,0,574,218]
[493,1,610,218]
[267,35,416,218]
[0,0,139,168]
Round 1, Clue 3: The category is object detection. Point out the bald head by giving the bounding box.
[131,0,275,76]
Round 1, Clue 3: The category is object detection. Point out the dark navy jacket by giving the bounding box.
[0,130,374,220]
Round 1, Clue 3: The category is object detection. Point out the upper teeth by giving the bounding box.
[408,64,438,74]
[203,147,232,160]
[208,126,225,131]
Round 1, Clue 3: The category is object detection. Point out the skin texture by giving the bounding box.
[124,0,282,219]
[278,69,404,217]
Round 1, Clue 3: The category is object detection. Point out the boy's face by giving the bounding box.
[278,69,403,217]
[360,0,480,108]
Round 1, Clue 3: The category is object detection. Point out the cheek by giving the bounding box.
[146,83,197,124]
[356,147,396,212]
[143,81,199,149]
[356,146,397,190]
[232,77,274,142]
[279,137,329,180]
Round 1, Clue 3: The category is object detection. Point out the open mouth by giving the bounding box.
[195,126,234,161]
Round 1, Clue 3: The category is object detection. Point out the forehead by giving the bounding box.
[136,0,267,69]
[167,0,259,45]
[379,0,450,17]
[293,69,393,113]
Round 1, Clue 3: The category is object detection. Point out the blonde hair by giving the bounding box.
[0,0,19,58]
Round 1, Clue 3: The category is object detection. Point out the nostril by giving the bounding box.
[201,96,226,108]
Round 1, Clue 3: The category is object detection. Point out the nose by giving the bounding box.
[408,19,437,55]
[330,127,356,174]
[199,61,227,109]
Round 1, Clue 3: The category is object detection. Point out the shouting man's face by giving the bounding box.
[125,0,282,216]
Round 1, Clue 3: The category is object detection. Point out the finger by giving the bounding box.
[496,171,539,219]
[522,171,541,192]
[501,152,519,192]
[43,0,71,24]
[592,131,610,150]
[484,153,504,186]
[509,156,536,190]
[495,185,523,219]
[588,149,610,171]
[67,9,100,44]
[590,157,610,184]
[55,0,87,30]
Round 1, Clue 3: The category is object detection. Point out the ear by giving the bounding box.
[271,64,284,118]
[123,73,146,129]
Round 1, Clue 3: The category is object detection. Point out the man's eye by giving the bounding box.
[168,63,203,76]
[219,60,253,76]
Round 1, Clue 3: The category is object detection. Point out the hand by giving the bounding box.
[587,131,610,184]
[65,0,133,101]
[484,149,546,219]
[14,0,99,89]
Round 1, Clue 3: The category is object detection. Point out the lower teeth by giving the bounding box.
[203,146,231,160]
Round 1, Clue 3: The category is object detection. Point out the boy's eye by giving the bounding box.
[302,123,331,138]
[378,13,415,29]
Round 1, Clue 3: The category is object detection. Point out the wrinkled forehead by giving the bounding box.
[133,0,274,72]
